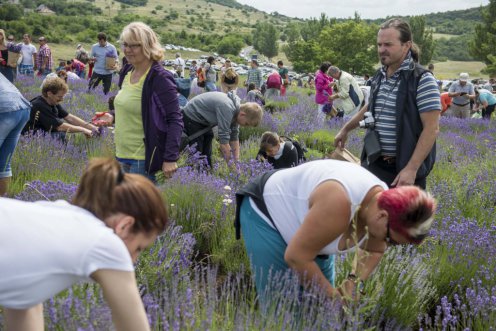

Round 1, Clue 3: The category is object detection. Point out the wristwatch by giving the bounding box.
[347,273,366,296]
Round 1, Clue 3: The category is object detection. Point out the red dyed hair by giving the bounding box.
[378,186,436,244]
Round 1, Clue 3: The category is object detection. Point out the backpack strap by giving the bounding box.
[186,124,216,141]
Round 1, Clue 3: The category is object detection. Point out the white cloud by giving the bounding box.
[237,0,489,19]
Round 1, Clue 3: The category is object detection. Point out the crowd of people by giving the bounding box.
[0,16,493,329]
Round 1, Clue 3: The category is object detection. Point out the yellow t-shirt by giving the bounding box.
[114,68,150,160]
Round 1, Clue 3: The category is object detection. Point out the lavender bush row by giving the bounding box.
[3,79,495,330]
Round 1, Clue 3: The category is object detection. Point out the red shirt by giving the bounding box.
[71,59,85,71]
[440,92,452,113]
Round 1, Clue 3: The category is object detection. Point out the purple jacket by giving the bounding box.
[314,70,333,105]
[118,62,183,174]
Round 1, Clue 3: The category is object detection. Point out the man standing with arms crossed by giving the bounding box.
[334,18,441,189]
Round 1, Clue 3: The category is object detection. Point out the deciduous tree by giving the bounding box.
[253,22,278,60]
[410,16,435,65]
[283,40,321,73]
[469,0,496,65]
[319,20,377,75]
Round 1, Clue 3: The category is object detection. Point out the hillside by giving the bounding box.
[0,0,487,66]
[364,6,483,35]
[92,0,297,35]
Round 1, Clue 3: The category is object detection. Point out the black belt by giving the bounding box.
[452,102,470,107]
[379,156,396,165]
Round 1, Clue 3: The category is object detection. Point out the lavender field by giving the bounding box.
[2,75,495,330]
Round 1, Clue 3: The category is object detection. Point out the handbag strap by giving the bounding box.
[187,123,216,141]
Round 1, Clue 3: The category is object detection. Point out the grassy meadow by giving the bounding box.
[92,0,289,34]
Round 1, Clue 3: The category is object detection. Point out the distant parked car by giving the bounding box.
[235,68,248,75]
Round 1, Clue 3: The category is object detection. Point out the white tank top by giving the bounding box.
[262,160,388,255]
[0,198,134,309]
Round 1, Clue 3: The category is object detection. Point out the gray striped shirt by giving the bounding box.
[374,55,441,156]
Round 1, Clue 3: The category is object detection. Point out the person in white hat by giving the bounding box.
[173,52,185,78]
[448,72,475,119]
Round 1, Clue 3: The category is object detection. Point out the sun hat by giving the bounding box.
[459,73,469,82]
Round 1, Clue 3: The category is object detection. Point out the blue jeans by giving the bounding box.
[0,108,30,178]
[116,158,156,182]
[38,68,52,78]
[205,81,217,92]
[240,197,335,300]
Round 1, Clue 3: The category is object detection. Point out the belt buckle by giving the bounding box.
[382,156,396,164]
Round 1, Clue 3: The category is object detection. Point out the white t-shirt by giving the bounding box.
[261,160,388,255]
[20,43,37,66]
[174,57,185,77]
[0,198,133,309]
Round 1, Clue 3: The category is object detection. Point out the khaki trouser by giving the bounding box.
[449,103,470,119]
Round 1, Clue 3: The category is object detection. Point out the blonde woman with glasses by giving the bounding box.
[95,22,183,181]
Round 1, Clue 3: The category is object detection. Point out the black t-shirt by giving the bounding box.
[257,141,299,169]
[25,96,69,133]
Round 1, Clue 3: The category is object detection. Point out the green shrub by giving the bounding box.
[304,129,335,154]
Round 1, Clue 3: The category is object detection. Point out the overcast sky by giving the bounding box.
[237,0,489,19]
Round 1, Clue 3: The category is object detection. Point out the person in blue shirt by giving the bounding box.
[475,88,496,120]
[88,32,118,95]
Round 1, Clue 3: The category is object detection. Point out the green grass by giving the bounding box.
[430,60,487,80]
[93,0,288,35]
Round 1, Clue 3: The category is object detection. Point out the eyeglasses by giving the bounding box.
[121,42,141,50]
[7,38,14,42]
[386,222,400,246]
[38,39,45,42]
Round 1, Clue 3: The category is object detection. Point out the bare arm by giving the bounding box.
[339,236,386,299]
[392,110,440,187]
[333,103,368,149]
[65,114,97,131]
[91,270,150,331]
[4,304,44,331]
[229,140,240,161]
[284,181,351,298]
[58,114,96,137]
[220,143,232,163]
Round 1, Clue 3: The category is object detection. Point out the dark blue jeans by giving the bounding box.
[0,66,14,83]
[88,72,112,95]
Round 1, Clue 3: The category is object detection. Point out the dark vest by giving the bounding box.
[362,62,436,180]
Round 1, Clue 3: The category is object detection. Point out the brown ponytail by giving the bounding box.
[260,131,282,152]
[410,42,420,63]
[73,158,168,234]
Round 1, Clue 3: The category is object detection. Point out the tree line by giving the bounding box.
[2,0,494,74]
[252,14,434,75]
